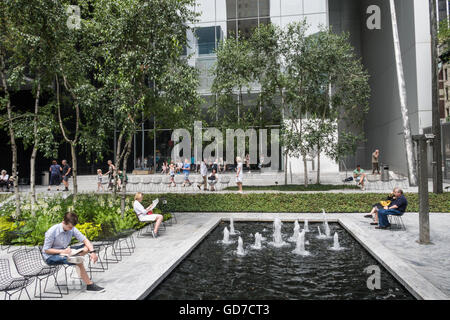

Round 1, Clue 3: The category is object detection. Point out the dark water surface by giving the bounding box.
[147,221,414,300]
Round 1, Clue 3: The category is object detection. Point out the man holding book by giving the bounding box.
[42,212,105,293]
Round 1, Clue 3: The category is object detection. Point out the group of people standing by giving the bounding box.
[48,160,72,192]
[164,156,244,193]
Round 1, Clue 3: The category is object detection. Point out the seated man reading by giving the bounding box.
[133,192,163,238]
[42,212,105,292]
[353,165,367,191]
[376,188,407,229]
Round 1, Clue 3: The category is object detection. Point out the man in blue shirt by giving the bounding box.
[42,212,105,292]
[48,160,62,191]
[376,188,407,229]
[182,158,192,187]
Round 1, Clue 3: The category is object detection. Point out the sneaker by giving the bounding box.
[86,283,105,293]
[364,215,373,218]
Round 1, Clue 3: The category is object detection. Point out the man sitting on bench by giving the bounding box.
[133,192,163,238]
[376,188,407,230]
[353,165,367,191]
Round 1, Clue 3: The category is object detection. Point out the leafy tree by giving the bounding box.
[90,0,200,214]
[211,34,255,129]
[438,19,450,63]
[0,1,23,217]
[4,0,66,214]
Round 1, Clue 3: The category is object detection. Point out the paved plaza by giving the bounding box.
[1,210,449,300]
[1,171,449,300]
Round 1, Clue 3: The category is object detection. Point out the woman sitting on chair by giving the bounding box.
[133,192,163,238]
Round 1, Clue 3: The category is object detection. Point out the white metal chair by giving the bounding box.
[141,177,152,192]
[151,176,162,193]
[127,177,141,192]
[218,175,231,191]
[174,175,184,192]
[162,176,173,192]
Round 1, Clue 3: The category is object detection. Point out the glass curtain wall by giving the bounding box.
[186,0,328,170]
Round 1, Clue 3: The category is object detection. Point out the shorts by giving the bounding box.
[63,175,70,182]
[50,174,61,186]
[45,244,85,266]
[184,172,190,180]
[236,176,243,183]
[138,213,163,222]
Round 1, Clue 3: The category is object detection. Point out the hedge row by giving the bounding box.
[224,184,360,191]
[142,192,450,213]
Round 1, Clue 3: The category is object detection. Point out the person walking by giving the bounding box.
[97,169,104,192]
[48,160,62,191]
[169,161,176,187]
[61,160,72,192]
[197,159,208,191]
[372,149,380,175]
[104,160,116,191]
[236,156,244,194]
[182,158,192,187]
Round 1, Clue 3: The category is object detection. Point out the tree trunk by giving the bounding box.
[389,0,417,186]
[303,154,308,187]
[30,82,41,216]
[317,145,321,185]
[120,135,133,218]
[429,0,443,193]
[70,143,78,202]
[0,56,21,218]
[56,75,80,203]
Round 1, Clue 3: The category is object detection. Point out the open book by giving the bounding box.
[148,198,159,211]
[60,247,84,257]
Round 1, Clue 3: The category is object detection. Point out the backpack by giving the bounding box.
[343,177,353,182]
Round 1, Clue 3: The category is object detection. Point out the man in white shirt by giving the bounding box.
[197,160,208,191]
[133,192,163,237]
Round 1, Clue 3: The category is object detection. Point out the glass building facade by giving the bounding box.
[187,0,329,95]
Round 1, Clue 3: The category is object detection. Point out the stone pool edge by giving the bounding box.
[141,213,449,301]
[338,217,448,300]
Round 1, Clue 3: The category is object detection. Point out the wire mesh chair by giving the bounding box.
[134,211,156,238]
[0,259,34,300]
[12,248,62,299]
[388,214,406,231]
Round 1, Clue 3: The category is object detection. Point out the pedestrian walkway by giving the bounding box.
[8,172,446,195]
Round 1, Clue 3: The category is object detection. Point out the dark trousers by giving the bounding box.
[377,209,402,227]
[372,162,380,174]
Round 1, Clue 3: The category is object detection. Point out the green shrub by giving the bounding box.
[141,192,450,213]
